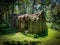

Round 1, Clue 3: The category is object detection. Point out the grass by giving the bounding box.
[0,23,60,45]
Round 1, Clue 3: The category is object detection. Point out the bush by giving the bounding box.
[34,34,39,38]
[17,41,22,45]
[3,41,10,45]
[0,28,17,35]
[51,23,60,30]
[3,41,22,45]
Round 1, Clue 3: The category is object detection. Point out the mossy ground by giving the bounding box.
[0,23,60,45]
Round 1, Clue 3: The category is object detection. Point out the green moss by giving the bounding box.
[0,23,60,45]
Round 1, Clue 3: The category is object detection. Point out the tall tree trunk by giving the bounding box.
[0,13,3,24]
[11,2,15,13]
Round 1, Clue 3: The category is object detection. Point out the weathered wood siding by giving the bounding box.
[10,11,47,34]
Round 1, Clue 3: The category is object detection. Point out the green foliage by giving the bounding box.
[0,22,17,35]
[45,0,50,5]
[3,41,41,45]
[3,41,23,45]
[0,28,17,35]
[34,34,39,38]
[23,0,29,4]
[36,0,41,4]
[51,23,60,30]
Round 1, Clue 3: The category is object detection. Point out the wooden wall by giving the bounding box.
[10,11,47,34]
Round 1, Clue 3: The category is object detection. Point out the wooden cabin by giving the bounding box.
[11,11,47,34]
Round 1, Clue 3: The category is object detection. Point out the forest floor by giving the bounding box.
[0,23,60,45]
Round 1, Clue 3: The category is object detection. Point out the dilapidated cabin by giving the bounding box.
[0,0,47,34]
[10,11,47,34]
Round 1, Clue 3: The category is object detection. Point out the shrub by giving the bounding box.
[34,34,39,38]
[3,41,10,45]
